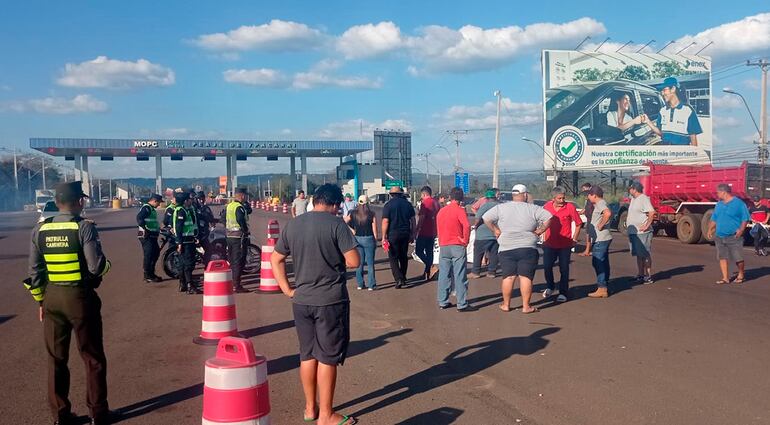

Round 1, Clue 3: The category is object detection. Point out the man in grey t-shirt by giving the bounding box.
[291,190,310,217]
[483,184,552,314]
[587,186,613,298]
[271,184,360,425]
[626,181,656,284]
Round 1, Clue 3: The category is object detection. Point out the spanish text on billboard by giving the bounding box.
[542,50,712,171]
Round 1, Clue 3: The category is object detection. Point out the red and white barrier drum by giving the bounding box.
[194,261,240,345]
[282,203,288,214]
[202,337,271,425]
[259,221,281,293]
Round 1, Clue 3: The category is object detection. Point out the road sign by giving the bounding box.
[384,179,404,189]
[454,172,469,194]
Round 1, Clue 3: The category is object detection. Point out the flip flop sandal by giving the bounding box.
[499,305,511,312]
[733,277,745,284]
[521,307,540,314]
[337,415,358,425]
[715,279,730,285]
[303,407,319,422]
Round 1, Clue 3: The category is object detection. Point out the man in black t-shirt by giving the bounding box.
[749,196,769,256]
[381,186,416,288]
[271,184,360,425]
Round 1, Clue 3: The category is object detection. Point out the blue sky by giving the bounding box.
[1,1,769,178]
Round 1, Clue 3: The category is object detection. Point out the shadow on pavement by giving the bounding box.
[0,314,16,325]
[113,382,203,422]
[746,266,770,281]
[240,319,295,338]
[267,328,413,375]
[395,407,464,424]
[98,225,139,232]
[655,265,705,281]
[0,254,27,260]
[336,327,559,418]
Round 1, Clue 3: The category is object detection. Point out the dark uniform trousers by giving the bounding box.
[140,235,160,277]
[227,237,247,288]
[387,232,411,283]
[178,243,197,289]
[43,284,108,420]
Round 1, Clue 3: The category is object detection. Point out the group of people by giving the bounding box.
[136,186,253,294]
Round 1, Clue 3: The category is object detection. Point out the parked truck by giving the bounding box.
[35,189,55,210]
[614,162,769,244]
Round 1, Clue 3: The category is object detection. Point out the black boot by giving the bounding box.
[178,279,187,292]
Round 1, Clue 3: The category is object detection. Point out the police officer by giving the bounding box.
[173,191,201,294]
[136,194,163,282]
[163,195,177,229]
[195,191,218,264]
[25,181,112,425]
[226,187,250,292]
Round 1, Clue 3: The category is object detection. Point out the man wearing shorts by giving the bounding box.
[707,183,750,284]
[626,181,656,284]
[483,184,552,314]
[271,184,360,425]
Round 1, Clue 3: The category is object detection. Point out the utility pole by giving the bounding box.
[747,59,769,197]
[446,130,469,172]
[13,150,18,191]
[493,90,502,189]
[417,153,431,185]
[41,156,46,191]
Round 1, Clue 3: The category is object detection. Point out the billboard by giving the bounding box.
[542,50,712,171]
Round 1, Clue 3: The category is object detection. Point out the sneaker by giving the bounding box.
[632,275,645,284]
[542,288,554,298]
[643,276,655,285]
[457,305,477,312]
[556,294,568,302]
[356,286,363,290]
[467,273,482,279]
[367,287,375,291]
[439,303,454,309]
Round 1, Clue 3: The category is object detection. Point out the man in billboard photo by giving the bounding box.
[643,77,702,146]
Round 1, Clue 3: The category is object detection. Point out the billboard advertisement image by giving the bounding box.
[543,50,712,171]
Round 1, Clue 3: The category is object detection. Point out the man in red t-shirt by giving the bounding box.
[436,187,473,311]
[415,186,439,281]
[542,186,583,302]
[749,196,769,256]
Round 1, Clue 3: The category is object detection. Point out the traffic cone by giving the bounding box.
[202,337,271,425]
[282,203,288,214]
[259,220,281,293]
[272,204,278,212]
[194,261,241,346]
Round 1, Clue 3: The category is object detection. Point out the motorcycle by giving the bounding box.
[159,226,261,279]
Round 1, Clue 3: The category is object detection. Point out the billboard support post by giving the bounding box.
[492,90,502,189]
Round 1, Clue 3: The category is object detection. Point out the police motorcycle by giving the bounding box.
[159,223,261,279]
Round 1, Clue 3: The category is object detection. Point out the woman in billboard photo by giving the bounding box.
[606,92,644,131]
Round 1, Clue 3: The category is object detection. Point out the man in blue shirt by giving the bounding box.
[707,183,751,284]
[643,77,702,146]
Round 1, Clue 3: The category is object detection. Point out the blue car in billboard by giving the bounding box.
[546,80,664,146]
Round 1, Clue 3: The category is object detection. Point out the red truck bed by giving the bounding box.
[639,162,768,214]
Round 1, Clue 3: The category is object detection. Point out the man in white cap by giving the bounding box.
[483,184,552,314]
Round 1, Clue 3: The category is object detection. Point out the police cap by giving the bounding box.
[149,194,163,202]
[234,187,248,195]
[55,181,89,202]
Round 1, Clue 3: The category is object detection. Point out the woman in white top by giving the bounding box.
[606,93,643,131]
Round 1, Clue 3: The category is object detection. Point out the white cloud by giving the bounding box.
[194,20,326,52]
[318,118,412,139]
[713,116,742,128]
[712,95,743,109]
[1,94,108,114]
[292,72,382,90]
[439,97,542,129]
[57,56,175,89]
[673,12,770,59]
[223,61,382,90]
[744,79,761,90]
[337,21,403,59]
[280,128,292,135]
[223,68,289,87]
[406,17,606,74]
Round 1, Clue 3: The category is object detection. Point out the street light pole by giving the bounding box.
[492,90,502,189]
[523,137,558,188]
[41,156,46,191]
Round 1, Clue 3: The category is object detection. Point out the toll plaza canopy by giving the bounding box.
[30,137,371,196]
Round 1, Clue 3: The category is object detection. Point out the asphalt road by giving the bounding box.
[1,207,769,424]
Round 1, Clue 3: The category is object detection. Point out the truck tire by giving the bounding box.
[617,210,629,235]
[677,213,703,244]
[701,210,714,243]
